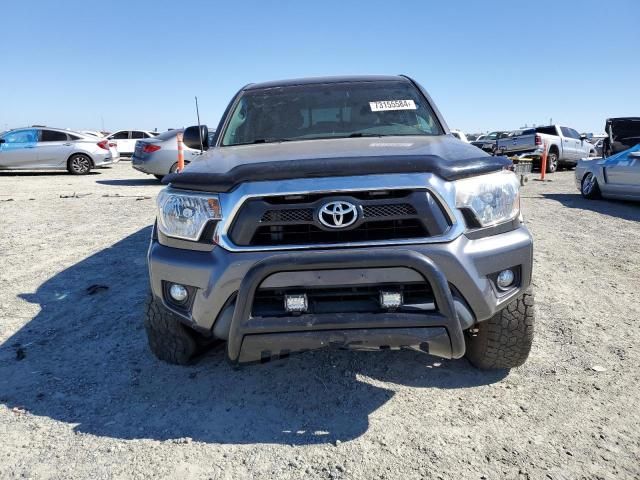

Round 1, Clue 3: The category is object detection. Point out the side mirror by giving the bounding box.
[183,125,209,151]
[0,139,5,144]
[580,134,587,141]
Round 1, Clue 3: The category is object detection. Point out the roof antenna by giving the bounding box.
[195,96,204,153]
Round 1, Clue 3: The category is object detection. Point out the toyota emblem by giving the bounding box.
[318,201,358,229]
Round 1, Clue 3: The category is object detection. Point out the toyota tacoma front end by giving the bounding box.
[144,75,534,370]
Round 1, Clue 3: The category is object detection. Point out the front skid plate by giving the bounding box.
[238,327,451,364]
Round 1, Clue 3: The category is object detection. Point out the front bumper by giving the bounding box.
[148,224,533,364]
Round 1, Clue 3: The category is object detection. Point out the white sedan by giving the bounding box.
[106,130,158,156]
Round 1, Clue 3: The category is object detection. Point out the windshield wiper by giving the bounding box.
[348,133,388,138]
[251,138,291,144]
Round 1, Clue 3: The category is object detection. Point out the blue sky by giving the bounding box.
[1,0,638,134]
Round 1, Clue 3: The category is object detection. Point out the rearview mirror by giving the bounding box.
[183,125,209,151]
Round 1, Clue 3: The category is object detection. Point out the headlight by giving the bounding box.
[156,189,222,241]
[455,171,520,227]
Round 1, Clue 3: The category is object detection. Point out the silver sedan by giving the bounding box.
[0,127,119,174]
[576,146,640,201]
[131,129,210,180]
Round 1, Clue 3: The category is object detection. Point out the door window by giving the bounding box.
[41,130,68,142]
[111,131,130,140]
[560,127,573,138]
[2,129,38,144]
[131,131,145,139]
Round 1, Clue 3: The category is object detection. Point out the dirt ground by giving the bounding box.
[0,162,639,480]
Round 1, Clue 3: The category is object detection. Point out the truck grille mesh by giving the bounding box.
[228,190,450,247]
[261,209,313,223]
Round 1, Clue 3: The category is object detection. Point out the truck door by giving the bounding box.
[560,127,578,161]
[570,128,590,159]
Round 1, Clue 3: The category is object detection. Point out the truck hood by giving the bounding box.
[165,135,511,192]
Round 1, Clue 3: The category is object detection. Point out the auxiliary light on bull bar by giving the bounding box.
[380,290,403,309]
[284,293,308,313]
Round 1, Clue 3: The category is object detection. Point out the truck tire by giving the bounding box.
[546,151,558,173]
[144,294,199,365]
[465,289,534,370]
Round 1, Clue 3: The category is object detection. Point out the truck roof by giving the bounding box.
[244,75,410,90]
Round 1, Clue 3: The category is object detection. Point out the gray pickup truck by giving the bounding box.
[496,125,595,172]
[145,75,534,370]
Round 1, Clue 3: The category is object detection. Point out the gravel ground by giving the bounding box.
[0,163,639,480]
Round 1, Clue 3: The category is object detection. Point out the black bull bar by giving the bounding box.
[226,249,467,365]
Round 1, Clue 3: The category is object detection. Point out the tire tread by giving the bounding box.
[465,289,535,369]
[144,294,198,365]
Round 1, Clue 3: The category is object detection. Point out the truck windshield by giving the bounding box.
[221,81,443,146]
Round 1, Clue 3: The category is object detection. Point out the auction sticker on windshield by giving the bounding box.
[370,99,417,112]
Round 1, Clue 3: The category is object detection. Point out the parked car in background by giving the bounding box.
[0,127,119,174]
[131,128,215,180]
[106,130,159,156]
[471,130,509,153]
[81,130,106,138]
[587,134,607,157]
[496,125,595,172]
[465,133,482,142]
[450,129,469,143]
[576,145,640,201]
[602,117,640,157]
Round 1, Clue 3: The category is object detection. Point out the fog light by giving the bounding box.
[169,283,189,303]
[380,291,403,309]
[284,294,308,313]
[496,269,515,290]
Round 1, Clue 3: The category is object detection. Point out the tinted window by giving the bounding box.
[111,131,129,140]
[2,129,38,144]
[68,134,82,140]
[484,131,505,140]
[131,131,145,139]
[221,81,443,146]
[41,130,68,142]
[569,128,581,139]
[536,126,558,136]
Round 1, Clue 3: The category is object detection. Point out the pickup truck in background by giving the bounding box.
[470,130,509,154]
[496,125,595,173]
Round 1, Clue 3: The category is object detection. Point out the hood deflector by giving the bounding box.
[164,155,512,192]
